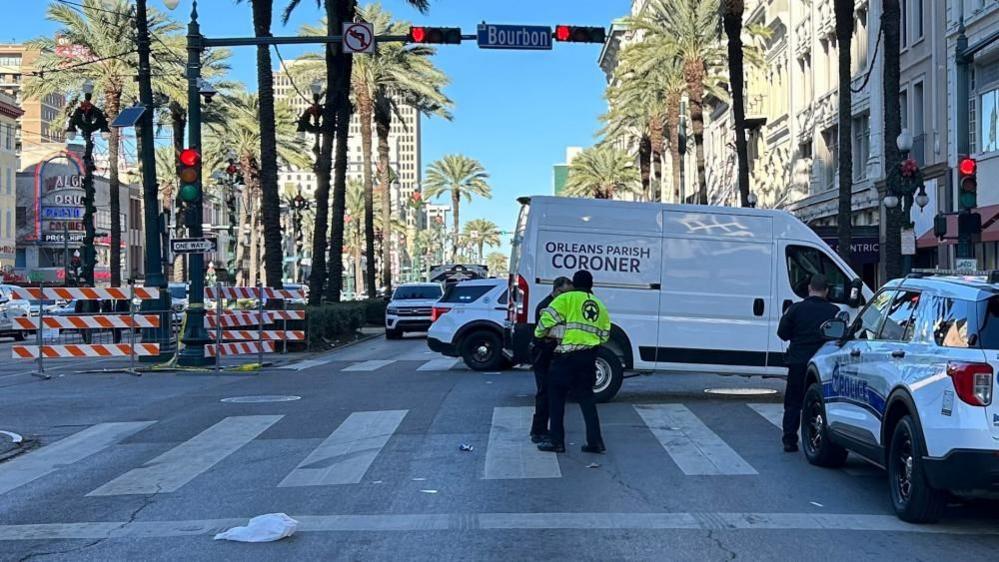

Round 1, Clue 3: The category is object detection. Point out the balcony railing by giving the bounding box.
[794,16,811,60]
[817,2,835,39]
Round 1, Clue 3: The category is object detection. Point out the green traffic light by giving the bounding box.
[959,191,977,210]
[179,183,200,203]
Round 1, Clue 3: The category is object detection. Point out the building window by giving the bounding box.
[970,68,978,152]
[823,127,838,190]
[4,210,9,239]
[852,114,870,180]
[913,0,923,42]
[981,87,999,153]
[901,0,908,48]
[899,89,909,131]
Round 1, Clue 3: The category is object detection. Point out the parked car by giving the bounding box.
[385,282,443,339]
[427,278,509,370]
[0,284,28,341]
[805,271,999,523]
[505,196,873,402]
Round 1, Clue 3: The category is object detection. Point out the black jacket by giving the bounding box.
[532,293,558,365]
[777,296,839,366]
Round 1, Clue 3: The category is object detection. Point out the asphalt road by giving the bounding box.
[1,334,998,561]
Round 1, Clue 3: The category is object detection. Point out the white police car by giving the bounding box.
[806,272,999,523]
[427,278,509,370]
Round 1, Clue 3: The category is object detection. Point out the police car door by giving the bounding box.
[867,289,922,440]
[826,288,895,441]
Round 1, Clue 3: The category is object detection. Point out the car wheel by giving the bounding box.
[460,330,503,371]
[592,347,624,403]
[385,329,402,340]
[801,382,848,467]
[888,415,947,523]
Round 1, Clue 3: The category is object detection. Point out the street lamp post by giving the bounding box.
[297,82,326,169]
[65,81,110,287]
[746,192,758,209]
[213,153,242,281]
[291,188,311,283]
[883,129,929,277]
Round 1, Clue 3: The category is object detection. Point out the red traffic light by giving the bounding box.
[179,148,201,167]
[555,25,571,41]
[410,26,426,43]
[959,157,977,176]
[553,25,606,43]
[409,26,461,44]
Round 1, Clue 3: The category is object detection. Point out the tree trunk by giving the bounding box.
[357,88,376,299]
[375,90,393,293]
[882,0,903,281]
[835,0,856,266]
[723,2,751,207]
[649,116,665,202]
[235,153,258,286]
[170,104,187,284]
[251,0,283,289]
[638,134,652,199]
[354,224,364,296]
[451,191,460,261]
[683,61,709,204]
[666,95,682,201]
[105,90,122,286]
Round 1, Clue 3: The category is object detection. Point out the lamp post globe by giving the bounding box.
[884,194,900,209]
[896,129,913,153]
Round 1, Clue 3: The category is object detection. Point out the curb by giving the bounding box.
[266,329,385,368]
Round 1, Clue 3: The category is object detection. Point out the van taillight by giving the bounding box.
[431,306,450,322]
[947,362,993,406]
[509,274,529,324]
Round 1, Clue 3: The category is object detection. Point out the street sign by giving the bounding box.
[342,22,375,54]
[956,258,978,272]
[901,228,916,256]
[477,23,552,50]
[171,238,217,254]
[111,106,146,128]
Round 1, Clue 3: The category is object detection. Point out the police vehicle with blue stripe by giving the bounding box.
[807,270,999,523]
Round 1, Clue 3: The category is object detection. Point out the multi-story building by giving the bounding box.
[552,146,583,195]
[0,44,66,168]
[0,93,21,275]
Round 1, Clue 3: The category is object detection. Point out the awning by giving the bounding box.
[916,205,999,248]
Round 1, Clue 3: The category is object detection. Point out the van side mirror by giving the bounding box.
[847,278,863,308]
[821,319,847,341]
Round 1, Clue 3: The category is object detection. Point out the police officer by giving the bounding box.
[777,273,839,452]
[530,276,573,443]
[534,270,610,454]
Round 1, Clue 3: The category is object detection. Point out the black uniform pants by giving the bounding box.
[782,363,808,445]
[530,345,552,436]
[548,348,603,448]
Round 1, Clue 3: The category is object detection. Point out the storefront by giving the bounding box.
[814,226,881,289]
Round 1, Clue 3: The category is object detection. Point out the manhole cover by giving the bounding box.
[704,388,779,396]
[221,395,302,403]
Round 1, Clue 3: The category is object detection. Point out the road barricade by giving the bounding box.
[204,284,307,371]
[9,284,161,378]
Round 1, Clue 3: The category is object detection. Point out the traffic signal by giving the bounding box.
[178,148,201,203]
[408,26,461,44]
[553,25,606,43]
[958,155,977,211]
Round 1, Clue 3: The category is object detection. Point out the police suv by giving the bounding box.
[807,271,999,523]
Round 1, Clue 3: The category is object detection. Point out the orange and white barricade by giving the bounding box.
[205,284,308,371]
[205,341,276,357]
[10,283,161,378]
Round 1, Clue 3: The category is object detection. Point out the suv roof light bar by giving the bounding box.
[908,269,999,283]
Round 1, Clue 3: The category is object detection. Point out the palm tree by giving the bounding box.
[24,0,182,286]
[721,0,750,207]
[345,177,366,295]
[462,219,501,262]
[601,80,654,199]
[564,145,642,200]
[485,252,508,278]
[834,0,855,264]
[423,155,491,260]
[882,0,904,280]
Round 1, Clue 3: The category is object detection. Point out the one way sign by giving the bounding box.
[171,238,217,254]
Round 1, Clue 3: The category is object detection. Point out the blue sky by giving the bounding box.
[11,0,628,254]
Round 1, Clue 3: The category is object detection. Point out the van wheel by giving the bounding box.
[461,330,503,371]
[593,347,623,403]
[801,383,848,467]
[888,415,947,523]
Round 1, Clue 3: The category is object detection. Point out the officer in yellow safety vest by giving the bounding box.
[534,270,610,454]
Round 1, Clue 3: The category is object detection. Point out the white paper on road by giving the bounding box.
[0,421,154,495]
[278,410,407,487]
[635,404,757,476]
[87,415,282,496]
[342,360,396,372]
[747,403,784,429]
[484,407,561,480]
[213,513,298,542]
[416,359,459,372]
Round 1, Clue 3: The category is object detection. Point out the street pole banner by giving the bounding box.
[11,287,160,301]
[209,330,305,341]
[205,342,275,357]
[12,344,160,359]
[13,315,160,330]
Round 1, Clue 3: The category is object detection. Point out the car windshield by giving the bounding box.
[392,286,442,300]
[440,284,495,304]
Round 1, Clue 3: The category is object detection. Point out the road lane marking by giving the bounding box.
[1,512,996,540]
[635,404,757,476]
[484,407,561,480]
[278,358,334,371]
[747,403,784,429]
[416,359,459,372]
[278,410,407,487]
[342,360,395,372]
[0,422,154,495]
[87,415,282,496]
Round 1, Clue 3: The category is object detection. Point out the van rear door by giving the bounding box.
[656,211,775,373]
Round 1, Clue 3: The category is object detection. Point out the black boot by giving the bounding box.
[581,443,606,454]
[537,441,565,453]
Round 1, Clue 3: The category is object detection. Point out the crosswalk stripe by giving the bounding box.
[484,407,561,480]
[417,358,459,372]
[635,404,757,476]
[87,415,282,496]
[278,357,334,371]
[747,403,784,429]
[278,410,407,487]
[342,360,395,372]
[0,422,154,495]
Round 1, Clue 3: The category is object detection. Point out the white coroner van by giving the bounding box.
[505,196,873,402]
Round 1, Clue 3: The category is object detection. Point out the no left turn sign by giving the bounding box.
[343,22,375,54]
